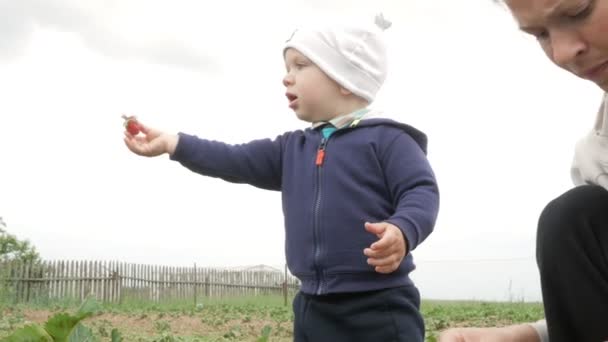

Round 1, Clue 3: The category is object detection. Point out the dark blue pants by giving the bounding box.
[292,285,424,342]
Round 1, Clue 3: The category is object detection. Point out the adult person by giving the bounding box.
[440,0,608,341]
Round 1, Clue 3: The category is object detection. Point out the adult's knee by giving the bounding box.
[537,185,608,264]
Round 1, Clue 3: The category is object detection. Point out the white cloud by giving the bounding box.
[0,0,218,71]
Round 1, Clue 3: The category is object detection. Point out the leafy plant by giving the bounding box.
[111,328,123,342]
[3,297,101,342]
[256,325,272,342]
[0,218,40,263]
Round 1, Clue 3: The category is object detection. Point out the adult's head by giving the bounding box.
[503,0,608,91]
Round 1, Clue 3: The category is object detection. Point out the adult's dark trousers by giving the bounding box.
[537,185,608,342]
[292,285,424,342]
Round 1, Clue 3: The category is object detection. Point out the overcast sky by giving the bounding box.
[0,0,604,301]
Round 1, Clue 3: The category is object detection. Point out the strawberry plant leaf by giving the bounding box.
[44,312,80,342]
[111,328,123,342]
[68,323,96,342]
[3,323,53,342]
[256,325,272,342]
[75,297,101,320]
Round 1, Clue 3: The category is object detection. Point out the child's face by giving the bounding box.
[283,48,345,123]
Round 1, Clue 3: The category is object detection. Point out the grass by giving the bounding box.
[0,296,544,341]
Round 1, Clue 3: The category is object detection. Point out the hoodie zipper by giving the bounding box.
[312,136,328,295]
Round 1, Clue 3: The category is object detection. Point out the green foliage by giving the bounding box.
[3,324,53,342]
[256,325,272,342]
[3,297,101,342]
[421,300,545,341]
[44,313,82,341]
[1,297,545,342]
[0,218,40,264]
[110,328,123,342]
[67,324,96,342]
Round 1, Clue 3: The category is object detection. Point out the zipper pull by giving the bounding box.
[316,138,327,166]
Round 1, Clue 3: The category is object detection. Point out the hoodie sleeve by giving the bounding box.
[381,131,440,252]
[169,132,285,191]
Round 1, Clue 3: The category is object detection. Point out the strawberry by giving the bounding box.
[122,114,141,135]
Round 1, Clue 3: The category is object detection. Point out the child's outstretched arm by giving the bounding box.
[122,115,285,191]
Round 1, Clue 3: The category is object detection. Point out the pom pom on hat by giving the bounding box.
[374,13,392,31]
[284,14,391,102]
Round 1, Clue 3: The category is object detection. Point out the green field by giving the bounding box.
[0,296,544,341]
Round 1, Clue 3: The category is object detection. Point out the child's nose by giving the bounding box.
[283,74,294,87]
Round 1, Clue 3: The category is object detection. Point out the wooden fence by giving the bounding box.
[0,260,300,305]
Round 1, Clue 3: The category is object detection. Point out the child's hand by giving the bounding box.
[123,118,179,157]
[363,222,408,274]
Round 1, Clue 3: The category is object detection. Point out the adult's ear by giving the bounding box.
[339,87,352,96]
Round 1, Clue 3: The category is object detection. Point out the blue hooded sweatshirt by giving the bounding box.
[171,118,439,295]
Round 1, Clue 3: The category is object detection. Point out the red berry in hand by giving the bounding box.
[122,115,141,135]
[126,120,140,135]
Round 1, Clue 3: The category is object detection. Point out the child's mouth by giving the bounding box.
[286,93,298,109]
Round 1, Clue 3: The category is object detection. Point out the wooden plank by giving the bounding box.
[101,261,106,303]
[76,260,81,301]
[66,260,71,301]
[193,263,197,305]
[4,261,12,302]
[80,261,85,299]
[104,261,110,303]
[163,265,168,303]
[77,260,86,302]
[180,266,185,300]
[16,260,24,302]
[165,265,170,302]
[88,260,94,299]
[131,263,136,302]
[181,266,185,301]
[170,265,174,301]
[140,263,144,302]
[135,263,140,302]
[149,264,154,303]
[69,260,75,301]
[96,260,101,299]
[59,261,66,300]
[175,266,179,301]
[147,264,151,302]
[48,260,54,301]
[118,261,123,304]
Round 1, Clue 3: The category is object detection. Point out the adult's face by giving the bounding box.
[505,0,608,91]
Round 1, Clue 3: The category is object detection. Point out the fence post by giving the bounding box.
[204,275,210,298]
[112,270,118,304]
[193,263,197,306]
[25,260,32,303]
[119,262,124,305]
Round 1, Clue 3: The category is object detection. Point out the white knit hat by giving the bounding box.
[284,14,391,103]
